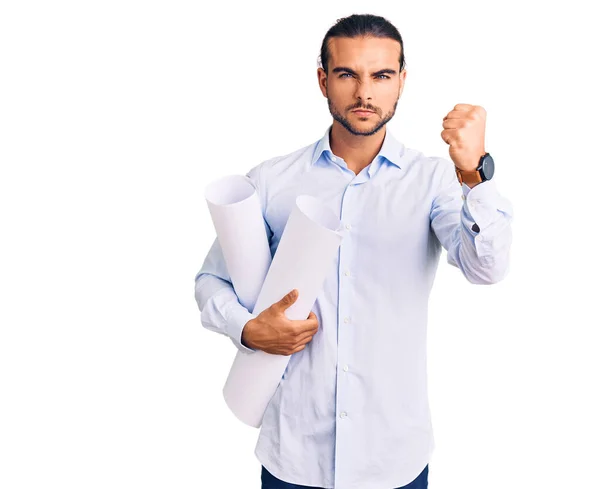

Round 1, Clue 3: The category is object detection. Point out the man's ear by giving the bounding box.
[317,68,327,97]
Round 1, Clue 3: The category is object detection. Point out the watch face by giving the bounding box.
[482,154,495,180]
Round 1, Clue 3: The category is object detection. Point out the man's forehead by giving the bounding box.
[328,36,400,67]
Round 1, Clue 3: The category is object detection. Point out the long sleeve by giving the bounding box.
[194,162,272,354]
[430,158,514,284]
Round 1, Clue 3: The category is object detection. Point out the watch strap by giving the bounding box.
[455,167,483,186]
[455,153,489,186]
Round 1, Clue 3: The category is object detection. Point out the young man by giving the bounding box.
[195,13,513,489]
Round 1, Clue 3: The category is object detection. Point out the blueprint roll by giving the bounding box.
[204,174,272,314]
[222,194,344,428]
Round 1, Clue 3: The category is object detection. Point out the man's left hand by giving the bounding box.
[441,103,487,172]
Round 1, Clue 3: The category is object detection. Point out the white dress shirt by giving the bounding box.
[194,123,514,488]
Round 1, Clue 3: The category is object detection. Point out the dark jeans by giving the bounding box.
[261,464,428,489]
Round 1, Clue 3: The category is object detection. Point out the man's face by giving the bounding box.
[318,36,407,136]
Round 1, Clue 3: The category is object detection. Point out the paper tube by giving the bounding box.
[204,174,344,428]
[204,175,272,313]
[222,194,344,428]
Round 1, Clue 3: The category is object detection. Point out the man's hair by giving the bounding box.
[318,13,406,75]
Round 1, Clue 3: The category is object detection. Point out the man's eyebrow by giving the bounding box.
[331,66,397,76]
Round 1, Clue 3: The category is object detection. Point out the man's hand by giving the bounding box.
[241,289,319,356]
[441,103,487,172]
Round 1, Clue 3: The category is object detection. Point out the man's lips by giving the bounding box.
[352,109,376,116]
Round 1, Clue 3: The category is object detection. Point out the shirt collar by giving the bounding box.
[310,123,404,169]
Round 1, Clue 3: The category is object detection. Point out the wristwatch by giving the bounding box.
[455,153,495,186]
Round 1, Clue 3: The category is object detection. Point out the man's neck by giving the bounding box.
[329,121,386,175]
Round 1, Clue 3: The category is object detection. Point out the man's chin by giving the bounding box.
[341,120,385,136]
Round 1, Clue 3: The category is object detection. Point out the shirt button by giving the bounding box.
[332,156,337,162]
[344,270,350,276]
[345,223,352,230]
[340,411,347,418]
[344,317,350,324]
[343,365,349,372]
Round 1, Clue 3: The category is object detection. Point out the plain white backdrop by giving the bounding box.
[1,0,598,487]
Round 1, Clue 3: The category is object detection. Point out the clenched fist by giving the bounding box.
[241,289,320,356]
[441,103,487,172]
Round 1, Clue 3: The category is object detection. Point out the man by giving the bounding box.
[194,13,513,489]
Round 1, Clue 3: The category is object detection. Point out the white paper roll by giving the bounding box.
[222,195,344,428]
[204,175,272,313]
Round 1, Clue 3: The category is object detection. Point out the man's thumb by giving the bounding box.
[277,289,298,311]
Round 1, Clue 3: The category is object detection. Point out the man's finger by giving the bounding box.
[453,103,473,111]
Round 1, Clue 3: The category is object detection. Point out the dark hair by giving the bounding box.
[318,14,406,75]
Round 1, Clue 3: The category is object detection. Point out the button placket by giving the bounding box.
[336,182,355,454]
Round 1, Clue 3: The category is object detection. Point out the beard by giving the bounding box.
[326,90,399,137]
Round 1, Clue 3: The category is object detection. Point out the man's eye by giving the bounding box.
[340,73,390,79]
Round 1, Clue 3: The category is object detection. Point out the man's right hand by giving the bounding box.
[241,289,319,356]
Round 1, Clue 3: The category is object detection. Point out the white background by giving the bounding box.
[1,1,598,488]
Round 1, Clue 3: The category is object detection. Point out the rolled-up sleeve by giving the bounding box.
[430,158,514,284]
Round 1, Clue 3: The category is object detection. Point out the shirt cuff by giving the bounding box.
[462,182,472,197]
[462,179,512,232]
[226,304,258,354]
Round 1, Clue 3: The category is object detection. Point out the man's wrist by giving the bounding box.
[241,319,255,349]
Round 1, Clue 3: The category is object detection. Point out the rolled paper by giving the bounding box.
[204,174,272,314]
[222,195,344,428]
